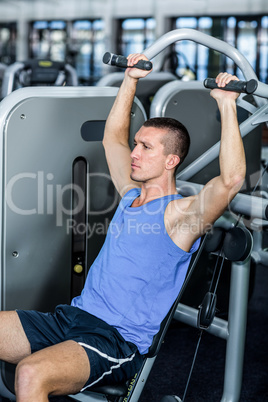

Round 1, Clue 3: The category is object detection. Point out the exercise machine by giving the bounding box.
[147,29,268,402]
[0,62,6,85]
[0,85,146,400]
[71,29,267,402]
[1,59,78,99]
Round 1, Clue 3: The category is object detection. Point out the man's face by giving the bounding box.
[130,126,168,183]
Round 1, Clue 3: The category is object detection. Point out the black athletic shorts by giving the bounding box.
[16,304,144,391]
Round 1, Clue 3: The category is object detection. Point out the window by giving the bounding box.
[117,18,156,56]
[259,16,268,83]
[173,17,223,80]
[29,19,105,85]
[235,18,259,79]
[172,15,268,82]
[0,23,17,65]
[29,20,67,62]
[70,19,105,85]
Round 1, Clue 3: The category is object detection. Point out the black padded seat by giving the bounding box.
[90,382,128,397]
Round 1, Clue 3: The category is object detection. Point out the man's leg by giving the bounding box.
[0,311,31,363]
[15,340,90,402]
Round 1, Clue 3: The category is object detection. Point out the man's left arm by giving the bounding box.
[184,73,246,237]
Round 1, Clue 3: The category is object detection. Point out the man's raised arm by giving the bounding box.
[193,73,245,226]
[171,72,247,251]
[103,54,152,196]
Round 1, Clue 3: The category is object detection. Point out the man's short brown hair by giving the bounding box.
[143,117,190,166]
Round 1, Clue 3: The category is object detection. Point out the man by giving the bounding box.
[0,54,246,401]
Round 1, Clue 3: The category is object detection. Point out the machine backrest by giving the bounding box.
[97,71,177,117]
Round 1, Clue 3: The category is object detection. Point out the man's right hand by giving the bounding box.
[126,53,153,80]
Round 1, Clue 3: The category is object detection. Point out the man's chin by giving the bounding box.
[130,173,142,183]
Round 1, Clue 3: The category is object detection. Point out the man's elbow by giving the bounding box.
[222,172,246,196]
[232,174,246,193]
[102,136,108,150]
[102,132,113,150]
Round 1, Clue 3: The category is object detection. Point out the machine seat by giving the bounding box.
[90,382,128,397]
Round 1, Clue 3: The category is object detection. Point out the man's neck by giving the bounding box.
[134,180,177,207]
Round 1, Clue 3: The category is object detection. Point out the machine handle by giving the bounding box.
[203,78,258,94]
[103,52,152,71]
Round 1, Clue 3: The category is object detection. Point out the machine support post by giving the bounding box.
[221,258,251,402]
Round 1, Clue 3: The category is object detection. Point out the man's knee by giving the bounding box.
[15,357,44,396]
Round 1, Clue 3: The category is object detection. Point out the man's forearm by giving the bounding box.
[103,75,138,146]
[218,99,246,190]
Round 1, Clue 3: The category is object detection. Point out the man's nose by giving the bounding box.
[130,145,139,160]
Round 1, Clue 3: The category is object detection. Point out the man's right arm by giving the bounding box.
[102,54,152,197]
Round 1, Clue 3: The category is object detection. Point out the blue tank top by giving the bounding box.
[71,188,200,354]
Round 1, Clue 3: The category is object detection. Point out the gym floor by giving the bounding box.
[140,260,268,401]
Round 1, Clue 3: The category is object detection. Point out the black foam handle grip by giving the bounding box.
[103,52,152,71]
[203,78,258,94]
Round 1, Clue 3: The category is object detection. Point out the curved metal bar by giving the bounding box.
[176,100,268,181]
[143,28,268,101]
[1,62,24,98]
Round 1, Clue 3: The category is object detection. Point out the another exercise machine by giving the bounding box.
[1,59,78,99]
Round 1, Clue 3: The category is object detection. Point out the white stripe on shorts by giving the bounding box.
[78,341,136,391]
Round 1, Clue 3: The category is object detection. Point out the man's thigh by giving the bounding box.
[16,340,90,396]
[16,305,144,391]
[0,311,31,364]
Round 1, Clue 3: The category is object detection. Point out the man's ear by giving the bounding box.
[166,154,180,170]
